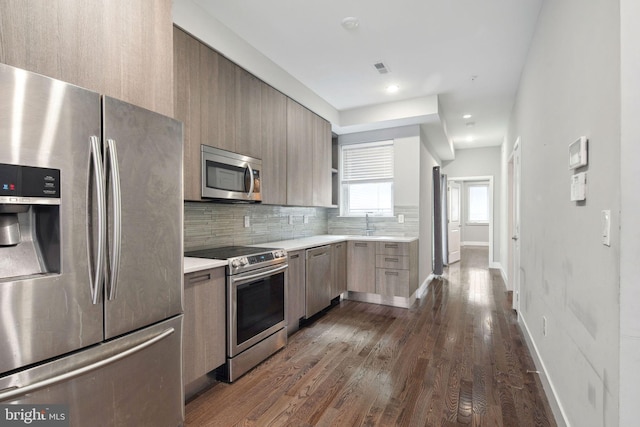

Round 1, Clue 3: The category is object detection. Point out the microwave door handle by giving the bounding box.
[246,163,255,197]
[106,138,122,301]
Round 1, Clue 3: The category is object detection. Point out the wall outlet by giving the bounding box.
[244,215,250,228]
[303,215,309,224]
[398,214,405,224]
[288,215,294,225]
[542,316,547,337]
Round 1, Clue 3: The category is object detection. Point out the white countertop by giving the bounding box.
[252,234,419,252]
[184,257,227,274]
[184,234,418,274]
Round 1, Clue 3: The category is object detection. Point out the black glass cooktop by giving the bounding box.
[185,246,280,260]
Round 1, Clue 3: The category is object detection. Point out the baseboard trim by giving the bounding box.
[518,315,569,427]
[416,274,435,300]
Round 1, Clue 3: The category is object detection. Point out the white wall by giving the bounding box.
[619,0,640,424]
[442,147,501,259]
[502,0,620,425]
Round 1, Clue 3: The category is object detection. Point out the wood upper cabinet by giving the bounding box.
[203,52,236,153]
[312,114,332,207]
[0,0,174,117]
[261,85,287,205]
[286,99,314,206]
[183,268,226,386]
[173,27,202,201]
[347,241,376,293]
[236,67,262,159]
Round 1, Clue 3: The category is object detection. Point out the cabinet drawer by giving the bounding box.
[376,268,410,297]
[376,254,410,269]
[376,241,409,256]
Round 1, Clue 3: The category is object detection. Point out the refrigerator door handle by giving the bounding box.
[106,138,122,301]
[89,136,106,305]
[0,327,175,402]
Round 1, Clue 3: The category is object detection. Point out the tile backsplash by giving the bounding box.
[184,203,419,251]
[184,203,328,251]
[327,206,419,237]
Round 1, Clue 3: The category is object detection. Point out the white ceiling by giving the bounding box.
[188,0,542,151]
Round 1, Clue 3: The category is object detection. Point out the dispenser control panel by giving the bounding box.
[0,163,60,201]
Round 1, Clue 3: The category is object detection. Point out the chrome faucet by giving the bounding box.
[365,213,375,236]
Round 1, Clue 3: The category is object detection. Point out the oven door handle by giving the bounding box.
[233,264,288,284]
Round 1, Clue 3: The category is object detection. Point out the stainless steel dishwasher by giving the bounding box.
[305,245,332,318]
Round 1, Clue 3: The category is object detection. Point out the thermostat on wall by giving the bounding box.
[569,136,588,169]
[570,172,587,201]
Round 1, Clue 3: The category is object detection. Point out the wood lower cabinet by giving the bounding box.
[347,241,376,293]
[305,245,332,318]
[183,267,226,386]
[331,242,347,298]
[375,241,419,298]
[287,250,306,334]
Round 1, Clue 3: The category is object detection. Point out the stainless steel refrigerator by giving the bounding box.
[0,63,184,426]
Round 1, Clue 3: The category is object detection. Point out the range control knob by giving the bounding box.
[274,250,286,259]
[231,259,241,268]
[239,257,249,266]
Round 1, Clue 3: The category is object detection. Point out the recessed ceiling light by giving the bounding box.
[341,17,360,31]
[463,114,472,119]
[466,135,474,142]
[386,85,400,94]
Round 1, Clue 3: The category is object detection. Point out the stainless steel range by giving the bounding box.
[185,246,288,382]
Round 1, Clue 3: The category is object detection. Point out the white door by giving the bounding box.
[448,181,461,263]
[511,139,522,311]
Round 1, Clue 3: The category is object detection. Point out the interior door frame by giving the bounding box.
[446,175,495,267]
[508,138,521,312]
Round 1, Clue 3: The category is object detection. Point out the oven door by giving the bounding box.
[228,263,287,357]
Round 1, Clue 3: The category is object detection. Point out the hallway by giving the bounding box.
[185,246,556,426]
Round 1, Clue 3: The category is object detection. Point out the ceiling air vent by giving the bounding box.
[373,62,390,74]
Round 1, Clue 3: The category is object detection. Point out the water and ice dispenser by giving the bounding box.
[0,163,61,279]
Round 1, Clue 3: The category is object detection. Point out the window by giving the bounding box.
[467,183,489,224]
[340,140,394,216]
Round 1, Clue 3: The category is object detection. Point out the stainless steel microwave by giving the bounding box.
[201,145,262,202]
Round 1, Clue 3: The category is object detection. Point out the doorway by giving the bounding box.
[446,176,495,266]
[507,138,521,312]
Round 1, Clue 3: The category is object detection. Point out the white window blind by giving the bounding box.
[340,141,394,216]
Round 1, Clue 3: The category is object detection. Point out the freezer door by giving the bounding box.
[0,315,184,427]
[0,63,103,374]
[102,96,183,339]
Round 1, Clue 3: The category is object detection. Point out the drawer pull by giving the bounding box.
[355,243,368,247]
[188,273,211,284]
[385,258,399,262]
[291,254,300,259]
[385,244,399,249]
[385,271,399,276]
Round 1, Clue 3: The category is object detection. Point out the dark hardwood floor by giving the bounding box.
[185,246,556,426]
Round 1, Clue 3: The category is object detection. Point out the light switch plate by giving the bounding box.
[601,210,611,246]
[303,215,309,224]
[244,215,250,228]
[288,215,294,225]
[398,214,405,224]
